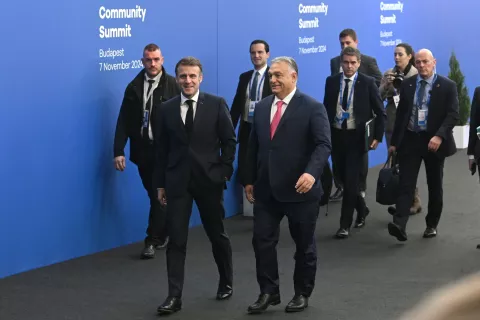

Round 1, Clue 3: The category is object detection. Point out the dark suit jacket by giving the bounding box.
[113,68,180,166]
[230,68,273,186]
[154,92,237,197]
[468,87,480,158]
[391,75,459,158]
[230,68,272,129]
[246,89,332,203]
[323,72,386,151]
[330,54,382,87]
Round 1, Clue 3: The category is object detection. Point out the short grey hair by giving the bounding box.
[271,56,299,75]
[340,46,361,62]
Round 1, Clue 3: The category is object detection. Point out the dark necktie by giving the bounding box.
[185,99,194,139]
[249,71,259,101]
[142,79,155,140]
[341,79,351,130]
[414,80,427,132]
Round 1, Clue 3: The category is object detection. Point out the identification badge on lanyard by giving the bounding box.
[393,95,400,108]
[418,109,427,127]
[142,110,149,128]
[248,101,257,119]
[342,112,349,120]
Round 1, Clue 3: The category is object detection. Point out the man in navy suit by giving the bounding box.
[153,57,236,315]
[388,49,459,241]
[324,46,385,239]
[244,56,331,314]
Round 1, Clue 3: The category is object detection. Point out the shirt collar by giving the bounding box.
[254,64,268,78]
[273,87,297,106]
[343,71,357,81]
[145,71,162,83]
[417,72,436,85]
[181,90,200,105]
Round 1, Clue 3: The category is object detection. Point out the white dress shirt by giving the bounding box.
[142,72,162,140]
[334,72,357,130]
[180,90,200,124]
[271,87,297,123]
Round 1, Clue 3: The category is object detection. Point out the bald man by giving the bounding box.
[114,43,180,258]
[387,49,459,241]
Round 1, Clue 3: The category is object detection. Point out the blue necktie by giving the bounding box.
[341,79,351,129]
[249,71,259,101]
[414,80,427,132]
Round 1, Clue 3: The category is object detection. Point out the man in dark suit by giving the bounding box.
[467,87,480,170]
[245,57,331,313]
[329,28,382,202]
[230,40,272,187]
[388,49,459,241]
[468,87,480,249]
[153,57,236,315]
[113,43,179,259]
[324,47,385,238]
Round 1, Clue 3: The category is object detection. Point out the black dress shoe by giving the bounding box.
[354,218,366,228]
[335,228,349,239]
[141,245,155,259]
[423,227,437,238]
[247,293,281,314]
[354,203,369,228]
[388,222,407,241]
[156,237,169,249]
[329,188,343,201]
[157,296,182,315]
[285,295,308,313]
[216,285,233,300]
[388,206,396,215]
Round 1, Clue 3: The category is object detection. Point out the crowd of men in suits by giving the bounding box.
[112,27,474,315]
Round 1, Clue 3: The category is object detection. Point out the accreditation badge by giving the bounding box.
[418,109,427,127]
[393,95,400,108]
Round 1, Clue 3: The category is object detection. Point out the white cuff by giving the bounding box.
[469,155,475,160]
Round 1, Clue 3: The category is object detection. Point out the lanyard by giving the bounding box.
[249,71,266,101]
[338,73,358,111]
[415,74,437,109]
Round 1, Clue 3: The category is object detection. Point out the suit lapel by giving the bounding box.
[428,76,441,109]
[172,96,188,141]
[263,95,275,139]
[406,79,417,119]
[352,75,362,119]
[132,74,144,119]
[193,92,206,132]
[261,67,271,98]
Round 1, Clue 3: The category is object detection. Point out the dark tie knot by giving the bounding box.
[148,79,155,84]
[344,79,351,85]
[186,99,194,108]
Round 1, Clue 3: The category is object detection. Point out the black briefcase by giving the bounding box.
[376,155,399,205]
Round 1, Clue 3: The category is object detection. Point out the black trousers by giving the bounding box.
[138,159,167,246]
[394,131,445,230]
[166,180,232,297]
[333,147,368,192]
[253,197,319,297]
[331,128,368,229]
[236,121,252,186]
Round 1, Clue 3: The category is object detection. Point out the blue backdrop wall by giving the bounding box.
[0,0,476,278]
